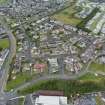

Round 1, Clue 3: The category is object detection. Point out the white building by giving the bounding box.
[0,49,9,70]
[48,58,59,73]
[35,95,67,105]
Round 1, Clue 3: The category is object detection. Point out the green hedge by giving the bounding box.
[76,8,100,32]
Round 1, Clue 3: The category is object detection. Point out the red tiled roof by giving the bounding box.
[36,90,64,96]
[34,64,46,69]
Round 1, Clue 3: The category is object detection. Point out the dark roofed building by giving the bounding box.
[34,90,64,96]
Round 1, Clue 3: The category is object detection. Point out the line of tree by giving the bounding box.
[76,7,100,32]
[18,79,105,98]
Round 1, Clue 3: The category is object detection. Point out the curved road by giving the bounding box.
[13,54,101,93]
[14,66,90,93]
[0,16,16,104]
[0,15,104,104]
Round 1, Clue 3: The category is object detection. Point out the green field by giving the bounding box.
[0,38,9,49]
[18,73,105,97]
[88,62,105,72]
[0,0,8,4]
[6,72,34,91]
[79,73,104,81]
[52,5,82,26]
[6,71,41,91]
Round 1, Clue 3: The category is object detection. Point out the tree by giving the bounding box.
[0,47,3,51]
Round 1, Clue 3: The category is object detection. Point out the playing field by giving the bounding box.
[52,5,82,26]
[0,38,9,49]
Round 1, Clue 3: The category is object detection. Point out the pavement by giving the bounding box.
[13,69,89,93]
[12,52,103,94]
[0,12,104,105]
[0,16,16,104]
[24,95,33,105]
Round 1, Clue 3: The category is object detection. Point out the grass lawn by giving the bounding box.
[18,73,105,97]
[88,62,105,72]
[6,72,34,91]
[52,5,82,26]
[0,38,9,49]
[79,73,104,81]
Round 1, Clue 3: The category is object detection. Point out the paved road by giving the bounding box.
[0,13,104,105]
[13,69,89,93]
[0,16,16,104]
[2,55,93,100]
[24,95,33,105]
[13,53,102,94]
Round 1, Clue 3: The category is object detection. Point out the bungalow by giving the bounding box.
[33,63,46,73]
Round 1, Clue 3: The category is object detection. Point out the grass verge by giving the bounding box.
[18,73,105,97]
